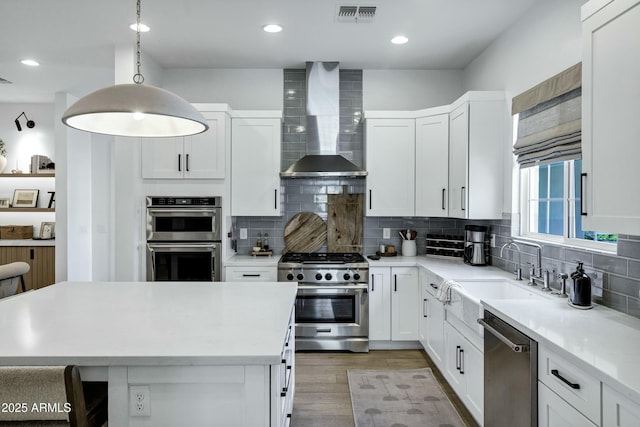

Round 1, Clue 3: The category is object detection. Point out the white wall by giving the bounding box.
[363,69,465,110]
[462,0,586,214]
[163,69,284,110]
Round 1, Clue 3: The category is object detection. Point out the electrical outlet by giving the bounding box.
[240,228,247,240]
[130,386,151,417]
[383,228,390,239]
[490,234,496,248]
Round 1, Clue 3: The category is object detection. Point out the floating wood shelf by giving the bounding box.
[0,208,54,213]
[0,173,55,178]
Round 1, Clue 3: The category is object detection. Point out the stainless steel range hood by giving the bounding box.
[280,62,367,178]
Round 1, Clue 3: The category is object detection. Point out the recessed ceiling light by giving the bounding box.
[263,24,283,33]
[130,23,150,32]
[21,59,40,67]
[391,35,409,45]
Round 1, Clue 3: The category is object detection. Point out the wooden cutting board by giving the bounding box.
[283,212,327,254]
[327,186,364,253]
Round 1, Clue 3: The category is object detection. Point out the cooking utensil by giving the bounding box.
[399,231,407,240]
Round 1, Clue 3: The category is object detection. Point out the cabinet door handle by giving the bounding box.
[369,189,372,210]
[430,283,438,290]
[442,188,446,210]
[186,153,190,172]
[274,189,278,209]
[30,249,35,260]
[461,186,466,211]
[455,345,461,370]
[580,173,587,216]
[551,369,580,389]
[423,299,428,318]
[371,275,375,292]
[242,274,260,277]
[178,154,182,172]
[394,274,397,292]
[459,348,464,374]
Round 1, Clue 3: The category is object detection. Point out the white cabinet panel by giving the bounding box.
[369,268,391,341]
[582,0,640,234]
[390,267,419,341]
[365,118,415,216]
[448,103,469,219]
[415,113,450,217]
[539,382,597,427]
[225,266,277,282]
[603,383,640,427]
[231,117,281,216]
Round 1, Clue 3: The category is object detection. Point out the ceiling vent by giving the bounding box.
[0,77,12,84]
[336,5,377,23]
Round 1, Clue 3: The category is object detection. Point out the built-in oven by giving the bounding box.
[146,196,222,282]
[147,242,221,282]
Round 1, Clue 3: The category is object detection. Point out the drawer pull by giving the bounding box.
[551,369,580,389]
[242,274,261,277]
[430,283,438,290]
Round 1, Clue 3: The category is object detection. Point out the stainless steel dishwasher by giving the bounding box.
[478,310,537,427]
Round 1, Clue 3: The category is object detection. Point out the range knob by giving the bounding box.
[325,273,332,281]
[296,273,304,281]
[353,273,361,281]
[286,273,294,281]
[343,273,351,281]
[315,273,323,281]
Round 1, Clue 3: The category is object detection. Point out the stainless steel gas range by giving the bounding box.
[278,252,369,353]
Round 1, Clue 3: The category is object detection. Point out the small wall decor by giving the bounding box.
[39,221,55,239]
[12,189,39,208]
[0,198,10,208]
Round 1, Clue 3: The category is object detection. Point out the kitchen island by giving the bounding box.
[0,281,297,427]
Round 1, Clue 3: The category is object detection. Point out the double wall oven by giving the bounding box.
[146,196,221,282]
[278,252,369,353]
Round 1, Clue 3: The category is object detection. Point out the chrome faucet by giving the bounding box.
[510,240,550,290]
[500,240,522,280]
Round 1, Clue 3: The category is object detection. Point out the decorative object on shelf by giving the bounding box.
[0,225,33,239]
[0,198,10,209]
[47,191,55,209]
[61,0,208,138]
[38,221,55,239]
[0,138,6,173]
[12,189,39,208]
[14,112,36,132]
[30,155,55,174]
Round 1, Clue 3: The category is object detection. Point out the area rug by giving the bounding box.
[347,368,466,427]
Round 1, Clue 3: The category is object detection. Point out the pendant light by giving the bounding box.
[61,0,208,137]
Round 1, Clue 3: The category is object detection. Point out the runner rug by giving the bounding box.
[347,368,466,427]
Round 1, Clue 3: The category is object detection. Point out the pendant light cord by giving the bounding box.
[133,0,144,84]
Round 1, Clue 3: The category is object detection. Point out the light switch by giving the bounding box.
[383,228,390,239]
[240,228,247,240]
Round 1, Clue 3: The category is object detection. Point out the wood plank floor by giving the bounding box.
[291,349,479,427]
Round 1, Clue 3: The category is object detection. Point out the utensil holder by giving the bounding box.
[402,240,417,257]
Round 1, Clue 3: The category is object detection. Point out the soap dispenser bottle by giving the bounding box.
[569,261,592,309]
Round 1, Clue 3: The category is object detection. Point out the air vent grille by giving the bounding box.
[336,5,377,23]
[0,77,12,84]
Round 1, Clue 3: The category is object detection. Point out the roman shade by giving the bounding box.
[512,63,582,168]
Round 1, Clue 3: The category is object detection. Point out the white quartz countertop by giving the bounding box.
[224,254,280,267]
[0,281,296,366]
[369,254,514,280]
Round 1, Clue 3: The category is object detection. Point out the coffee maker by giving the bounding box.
[463,225,488,266]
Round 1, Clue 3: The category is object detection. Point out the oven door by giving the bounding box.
[295,285,369,338]
[146,206,221,242]
[147,243,221,282]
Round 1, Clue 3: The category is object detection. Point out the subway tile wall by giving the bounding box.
[488,216,640,318]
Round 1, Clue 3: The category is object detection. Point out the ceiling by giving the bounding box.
[0,0,538,104]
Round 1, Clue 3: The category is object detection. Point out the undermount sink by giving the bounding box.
[447,278,550,337]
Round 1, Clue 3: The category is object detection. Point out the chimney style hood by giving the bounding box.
[280,62,367,178]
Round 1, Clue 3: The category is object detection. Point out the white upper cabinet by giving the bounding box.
[141,110,227,179]
[365,117,416,217]
[581,0,640,234]
[231,113,282,216]
[448,92,505,219]
[415,111,450,217]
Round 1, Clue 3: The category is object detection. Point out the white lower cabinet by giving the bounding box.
[419,268,445,369]
[369,267,419,342]
[539,382,597,427]
[443,321,483,424]
[603,384,640,427]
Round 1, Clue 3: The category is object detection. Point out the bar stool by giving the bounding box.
[0,261,29,298]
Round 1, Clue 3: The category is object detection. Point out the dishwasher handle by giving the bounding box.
[478,318,529,353]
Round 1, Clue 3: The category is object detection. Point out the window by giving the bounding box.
[520,158,617,247]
